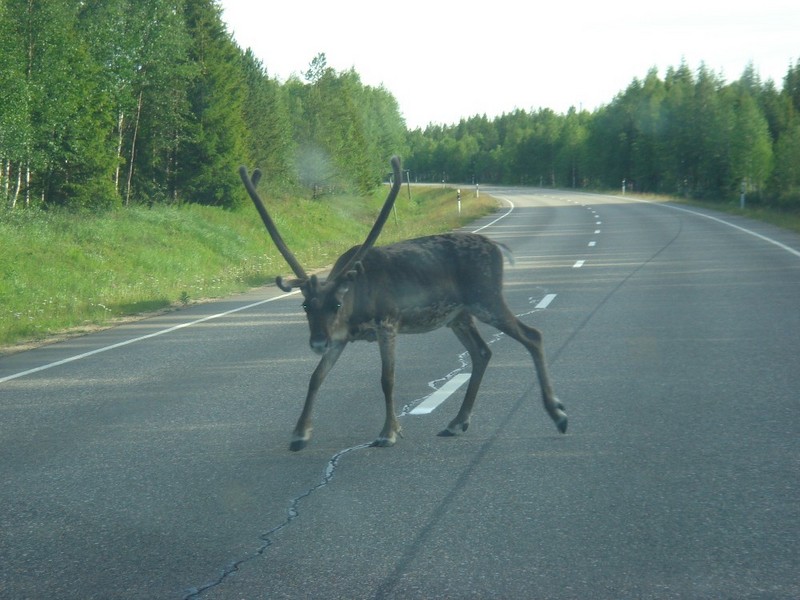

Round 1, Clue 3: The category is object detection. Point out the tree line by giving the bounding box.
[407,62,800,208]
[0,0,406,210]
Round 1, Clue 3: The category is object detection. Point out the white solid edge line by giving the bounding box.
[625,196,800,259]
[472,196,514,233]
[0,291,301,384]
[409,373,472,415]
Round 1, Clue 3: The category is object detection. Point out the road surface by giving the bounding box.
[1,188,799,599]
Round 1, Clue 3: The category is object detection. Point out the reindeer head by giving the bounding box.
[295,273,350,354]
[239,157,402,354]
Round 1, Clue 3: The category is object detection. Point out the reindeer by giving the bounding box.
[239,156,567,451]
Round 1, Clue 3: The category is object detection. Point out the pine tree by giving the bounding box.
[240,49,294,185]
[179,0,247,207]
[556,107,589,189]
[770,121,800,206]
[728,81,773,200]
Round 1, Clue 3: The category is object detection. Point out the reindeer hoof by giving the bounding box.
[556,416,568,434]
[371,436,396,448]
[438,422,469,437]
[289,438,308,452]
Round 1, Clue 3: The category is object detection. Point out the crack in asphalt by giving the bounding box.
[182,442,370,599]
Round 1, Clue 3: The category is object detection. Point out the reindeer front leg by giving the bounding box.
[373,325,401,447]
[290,341,347,451]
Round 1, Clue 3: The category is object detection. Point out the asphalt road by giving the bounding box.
[1,189,799,599]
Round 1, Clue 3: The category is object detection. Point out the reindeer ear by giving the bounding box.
[276,276,306,292]
[344,261,365,282]
[334,270,359,300]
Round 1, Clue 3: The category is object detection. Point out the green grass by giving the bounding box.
[0,185,496,350]
[623,191,800,234]
[678,200,800,234]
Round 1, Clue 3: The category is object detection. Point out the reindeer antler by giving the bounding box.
[332,156,402,279]
[239,166,308,290]
[241,157,402,290]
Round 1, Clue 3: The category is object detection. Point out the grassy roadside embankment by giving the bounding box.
[624,192,800,234]
[0,185,496,351]
[676,198,800,234]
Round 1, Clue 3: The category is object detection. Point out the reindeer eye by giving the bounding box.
[301,302,310,312]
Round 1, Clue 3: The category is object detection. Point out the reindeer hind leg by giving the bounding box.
[475,302,567,434]
[439,313,492,437]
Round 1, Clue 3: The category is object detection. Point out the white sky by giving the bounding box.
[218,0,799,130]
